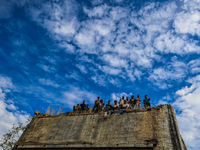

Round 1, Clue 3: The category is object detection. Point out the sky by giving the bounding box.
[0,0,200,149]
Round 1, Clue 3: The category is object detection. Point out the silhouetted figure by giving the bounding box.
[93,96,100,112]
[73,104,81,112]
[80,100,86,111]
[86,104,91,112]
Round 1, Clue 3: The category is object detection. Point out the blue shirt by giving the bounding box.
[144,98,150,103]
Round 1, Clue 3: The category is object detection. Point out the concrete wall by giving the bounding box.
[14,105,187,150]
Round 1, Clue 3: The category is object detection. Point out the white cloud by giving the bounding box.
[148,58,187,89]
[65,72,81,81]
[83,5,108,18]
[91,74,121,87]
[38,64,56,73]
[174,0,200,37]
[101,66,122,75]
[174,11,200,36]
[28,0,79,39]
[26,0,200,90]
[173,75,200,149]
[0,75,14,89]
[0,75,29,143]
[111,92,133,102]
[62,86,97,108]
[39,78,59,88]
[154,31,200,54]
[188,59,200,74]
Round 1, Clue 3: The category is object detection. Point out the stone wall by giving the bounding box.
[13,104,187,150]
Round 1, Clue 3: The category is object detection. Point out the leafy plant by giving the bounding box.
[0,117,32,150]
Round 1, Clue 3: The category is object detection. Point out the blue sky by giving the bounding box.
[0,0,200,149]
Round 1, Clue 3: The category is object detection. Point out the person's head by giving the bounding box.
[77,104,80,106]
[100,100,103,103]
[122,96,125,100]
[97,96,100,100]
[124,101,126,104]
[114,100,117,104]
[145,95,148,99]
[108,100,111,104]
[86,104,89,107]
[137,94,140,98]
[148,98,151,100]
[131,95,134,99]
[106,104,108,107]
[126,97,129,100]
[83,100,85,104]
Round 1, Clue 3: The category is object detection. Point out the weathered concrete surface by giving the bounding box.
[13,104,187,150]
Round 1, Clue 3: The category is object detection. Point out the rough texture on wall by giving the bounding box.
[13,104,187,150]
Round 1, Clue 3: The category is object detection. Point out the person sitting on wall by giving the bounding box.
[107,100,113,110]
[113,100,119,110]
[99,99,105,111]
[73,105,76,112]
[126,97,130,105]
[73,104,80,112]
[130,95,135,109]
[135,94,141,109]
[77,104,81,112]
[119,96,125,109]
[93,96,100,112]
[104,104,111,117]
[86,104,91,112]
[122,100,129,109]
[80,100,86,111]
[143,95,151,108]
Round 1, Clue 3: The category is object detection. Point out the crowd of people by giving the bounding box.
[73,94,151,113]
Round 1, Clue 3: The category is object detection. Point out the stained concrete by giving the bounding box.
[13,104,187,150]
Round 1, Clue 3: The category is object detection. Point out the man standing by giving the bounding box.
[93,96,100,112]
[130,95,135,109]
[80,100,86,111]
[143,95,151,108]
[135,94,141,109]
[119,96,125,109]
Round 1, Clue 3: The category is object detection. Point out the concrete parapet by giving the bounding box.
[13,104,187,150]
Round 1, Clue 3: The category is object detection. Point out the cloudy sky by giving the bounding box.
[0,0,200,149]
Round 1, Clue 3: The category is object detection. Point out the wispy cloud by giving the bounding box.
[1,0,200,149]
[39,78,59,88]
[0,75,29,140]
[62,86,98,109]
[173,75,200,149]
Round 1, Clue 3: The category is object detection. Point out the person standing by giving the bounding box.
[93,96,100,112]
[119,96,125,109]
[130,95,135,109]
[143,95,151,108]
[80,100,86,111]
[135,94,141,109]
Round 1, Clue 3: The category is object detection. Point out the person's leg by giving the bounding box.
[135,102,138,109]
[144,102,146,108]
